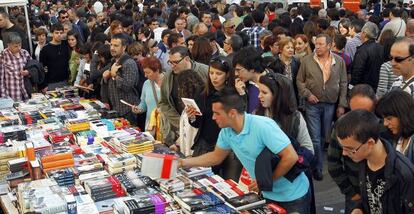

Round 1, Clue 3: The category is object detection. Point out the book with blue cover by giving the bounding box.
[174,191,224,212]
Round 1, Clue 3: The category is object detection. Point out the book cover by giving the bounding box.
[174,192,224,211]
[226,192,266,211]
[189,204,238,214]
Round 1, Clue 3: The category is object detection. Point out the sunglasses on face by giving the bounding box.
[391,55,412,63]
[60,16,68,19]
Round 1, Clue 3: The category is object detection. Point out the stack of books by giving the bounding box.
[47,127,75,143]
[79,170,110,184]
[108,130,154,155]
[113,193,171,214]
[66,118,91,133]
[180,167,213,178]
[46,168,75,186]
[114,170,159,196]
[0,146,20,180]
[16,178,68,213]
[173,189,228,213]
[101,153,137,175]
[41,152,75,172]
[159,175,193,193]
[84,176,125,202]
[73,153,104,175]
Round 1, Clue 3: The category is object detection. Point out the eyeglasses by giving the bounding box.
[341,143,364,155]
[60,16,69,19]
[226,25,235,29]
[168,57,185,65]
[390,55,412,63]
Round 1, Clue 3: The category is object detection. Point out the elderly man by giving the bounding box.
[0,33,31,101]
[351,22,384,91]
[297,34,348,181]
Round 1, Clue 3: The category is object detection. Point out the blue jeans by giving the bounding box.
[305,102,335,172]
[269,190,311,214]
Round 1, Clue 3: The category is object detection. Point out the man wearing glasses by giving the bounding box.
[390,37,414,97]
[335,110,414,214]
[159,46,208,149]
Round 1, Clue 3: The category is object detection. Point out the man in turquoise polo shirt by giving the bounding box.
[179,88,310,213]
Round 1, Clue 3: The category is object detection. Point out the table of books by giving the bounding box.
[0,87,286,214]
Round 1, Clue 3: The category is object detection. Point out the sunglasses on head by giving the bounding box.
[391,55,413,63]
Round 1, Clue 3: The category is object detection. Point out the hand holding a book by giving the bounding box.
[248,179,259,193]
[132,105,143,114]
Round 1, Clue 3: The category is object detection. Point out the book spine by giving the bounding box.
[42,159,75,169]
[43,163,75,173]
[41,153,73,163]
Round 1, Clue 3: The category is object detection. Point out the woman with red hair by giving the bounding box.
[132,57,164,132]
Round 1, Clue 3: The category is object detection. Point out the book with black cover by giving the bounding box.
[226,192,266,211]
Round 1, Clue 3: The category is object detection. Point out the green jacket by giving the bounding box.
[159,60,209,145]
[296,53,348,107]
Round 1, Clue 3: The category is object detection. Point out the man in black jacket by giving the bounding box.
[351,22,384,91]
[335,110,414,214]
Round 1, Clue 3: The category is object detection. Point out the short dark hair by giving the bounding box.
[243,15,254,28]
[0,11,9,20]
[178,6,190,14]
[212,87,246,113]
[58,10,67,18]
[167,33,181,48]
[376,90,414,138]
[350,19,365,33]
[233,46,263,73]
[229,34,243,52]
[111,33,130,46]
[161,29,173,39]
[51,23,64,32]
[334,34,347,50]
[349,84,376,102]
[391,7,402,17]
[170,45,190,58]
[251,10,265,24]
[335,109,380,143]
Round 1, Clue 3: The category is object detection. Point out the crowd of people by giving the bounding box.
[2,0,414,213]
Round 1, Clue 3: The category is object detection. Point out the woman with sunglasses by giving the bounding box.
[376,90,414,164]
[256,72,315,213]
[185,57,242,181]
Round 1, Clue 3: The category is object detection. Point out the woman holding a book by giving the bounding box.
[185,57,242,181]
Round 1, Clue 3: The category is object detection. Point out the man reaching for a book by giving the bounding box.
[178,88,311,213]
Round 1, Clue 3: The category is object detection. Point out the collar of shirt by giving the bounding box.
[313,52,336,66]
[402,75,414,84]
[230,113,251,136]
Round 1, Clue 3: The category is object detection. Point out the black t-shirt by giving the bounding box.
[39,41,70,84]
[366,165,387,214]
[1,25,30,51]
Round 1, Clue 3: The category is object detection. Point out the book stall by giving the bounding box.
[0,87,286,214]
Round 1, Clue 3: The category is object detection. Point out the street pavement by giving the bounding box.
[314,155,346,214]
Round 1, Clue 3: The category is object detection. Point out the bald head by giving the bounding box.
[406,19,414,37]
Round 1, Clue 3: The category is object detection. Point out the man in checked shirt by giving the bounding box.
[0,33,31,101]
